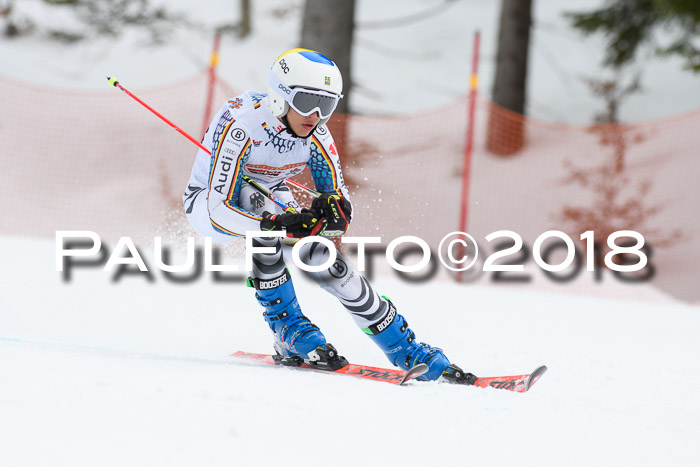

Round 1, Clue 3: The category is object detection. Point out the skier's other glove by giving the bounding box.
[311,193,352,236]
[260,210,322,238]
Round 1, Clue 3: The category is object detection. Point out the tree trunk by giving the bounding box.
[486,0,532,156]
[300,0,355,114]
[238,0,251,39]
[300,0,355,251]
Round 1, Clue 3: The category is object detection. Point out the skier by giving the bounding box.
[182,48,475,383]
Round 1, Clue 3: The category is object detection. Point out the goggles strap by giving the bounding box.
[268,72,294,104]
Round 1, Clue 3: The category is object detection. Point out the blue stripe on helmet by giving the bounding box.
[298,50,333,65]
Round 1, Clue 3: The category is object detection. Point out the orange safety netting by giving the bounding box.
[1,72,698,302]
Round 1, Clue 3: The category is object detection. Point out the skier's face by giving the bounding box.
[285,107,320,137]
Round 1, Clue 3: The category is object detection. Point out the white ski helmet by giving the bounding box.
[267,48,344,126]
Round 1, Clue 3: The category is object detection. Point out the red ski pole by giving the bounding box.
[107,77,209,154]
[107,77,319,207]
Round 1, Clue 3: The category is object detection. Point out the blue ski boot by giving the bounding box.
[364,298,460,381]
[250,269,348,371]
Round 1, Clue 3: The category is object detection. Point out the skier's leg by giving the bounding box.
[247,236,326,360]
[242,184,346,369]
[293,240,471,381]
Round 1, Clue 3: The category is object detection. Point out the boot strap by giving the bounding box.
[248,269,291,291]
[264,310,289,321]
[257,296,283,307]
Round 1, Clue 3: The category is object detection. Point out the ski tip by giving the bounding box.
[400,363,429,385]
[525,365,548,391]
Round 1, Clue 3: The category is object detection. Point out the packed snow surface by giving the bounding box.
[1,237,699,466]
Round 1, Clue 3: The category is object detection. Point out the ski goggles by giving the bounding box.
[269,73,342,119]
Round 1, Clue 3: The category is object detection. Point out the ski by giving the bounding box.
[231,351,428,385]
[232,351,546,392]
[470,365,548,393]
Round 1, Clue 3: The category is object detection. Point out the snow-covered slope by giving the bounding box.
[2,237,699,467]
[2,0,700,123]
[2,1,699,465]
